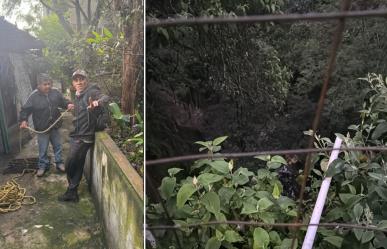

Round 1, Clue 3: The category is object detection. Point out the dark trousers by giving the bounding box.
[66,139,93,191]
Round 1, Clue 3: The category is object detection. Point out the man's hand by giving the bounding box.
[67,103,75,110]
[20,121,28,129]
[87,97,99,110]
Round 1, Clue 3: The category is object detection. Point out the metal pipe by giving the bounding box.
[302,137,343,249]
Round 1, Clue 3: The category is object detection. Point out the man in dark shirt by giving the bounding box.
[58,69,109,202]
[19,73,74,176]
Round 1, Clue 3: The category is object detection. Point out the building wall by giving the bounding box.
[0,53,35,153]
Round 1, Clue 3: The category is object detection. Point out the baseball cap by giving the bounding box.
[37,73,52,84]
[72,69,87,79]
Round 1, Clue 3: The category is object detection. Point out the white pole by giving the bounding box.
[301,137,343,249]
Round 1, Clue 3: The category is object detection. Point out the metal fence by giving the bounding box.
[145,1,387,248]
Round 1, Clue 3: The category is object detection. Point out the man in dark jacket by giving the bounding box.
[58,69,109,202]
[20,73,74,176]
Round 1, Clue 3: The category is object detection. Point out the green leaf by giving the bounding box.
[195,141,211,147]
[375,186,387,200]
[259,211,276,224]
[324,207,346,222]
[212,145,222,152]
[209,160,229,175]
[339,193,363,207]
[348,125,359,130]
[279,238,297,249]
[215,230,223,241]
[157,27,169,40]
[377,220,387,229]
[271,155,287,165]
[237,167,254,177]
[103,27,113,38]
[325,158,345,177]
[253,228,270,249]
[198,173,224,186]
[353,229,364,241]
[255,155,271,161]
[277,196,296,210]
[232,168,253,186]
[159,177,176,200]
[86,37,96,44]
[224,230,243,243]
[214,212,227,223]
[202,191,221,214]
[168,168,183,177]
[320,158,329,172]
[361,231,374,244]
[258,197,274,211]
[92,31,102,42]
[232,174,249,186]
[272,182,281,199]
[368,172,386,182]
[205,237,221,249]
[257,169,271,179]
[218,187,235,204]
[348,184,356,195]
[241,199,259,214]
[213,136,228,145]
[269,231,281,246]
[372,122,387,139]
[192,159,212,171]
[323,236,343,248]
[353,203,363,220]
[108,102,123,120]
[267,161,282,169]
[176,183,197,209]
[317,228,337,237]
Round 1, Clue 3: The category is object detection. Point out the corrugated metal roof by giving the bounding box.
[0,17,44,52]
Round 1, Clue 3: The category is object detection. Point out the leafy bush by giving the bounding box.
[303,73,387,249]
[148,74,387,248]
[108,102,144,176]
[147,136,300,249]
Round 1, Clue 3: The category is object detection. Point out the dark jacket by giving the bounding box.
[19,88,70,131]
[70,83,109,141]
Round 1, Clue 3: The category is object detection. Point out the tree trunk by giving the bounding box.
[87,0,91,19]
[121,0,143,126]
[75,0,82,32]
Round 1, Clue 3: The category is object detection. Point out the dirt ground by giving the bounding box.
[0,113,106,249]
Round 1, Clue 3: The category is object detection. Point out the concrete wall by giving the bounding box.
[85,132,143,249]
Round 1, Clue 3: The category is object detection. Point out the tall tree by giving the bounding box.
[115,0,144,122]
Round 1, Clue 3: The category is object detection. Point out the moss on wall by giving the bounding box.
[88,132,143,249]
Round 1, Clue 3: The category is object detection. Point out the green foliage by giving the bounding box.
[109,102,144,176]
[34,14,74,84]
[149,74,387,248]
[147,0,387,162]
[302,73,387,248]
[147,137,299,249]
[147,0,291,160]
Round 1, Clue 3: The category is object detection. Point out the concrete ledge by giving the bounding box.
[85,132,143,249]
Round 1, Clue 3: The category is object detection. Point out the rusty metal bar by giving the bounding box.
[146,8,387,28]
[146,146,387,166]
[146,221,387,233]
[292,0,352,247]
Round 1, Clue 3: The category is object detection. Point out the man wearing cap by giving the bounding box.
[58,69,109,202]
[19,73,74,177]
